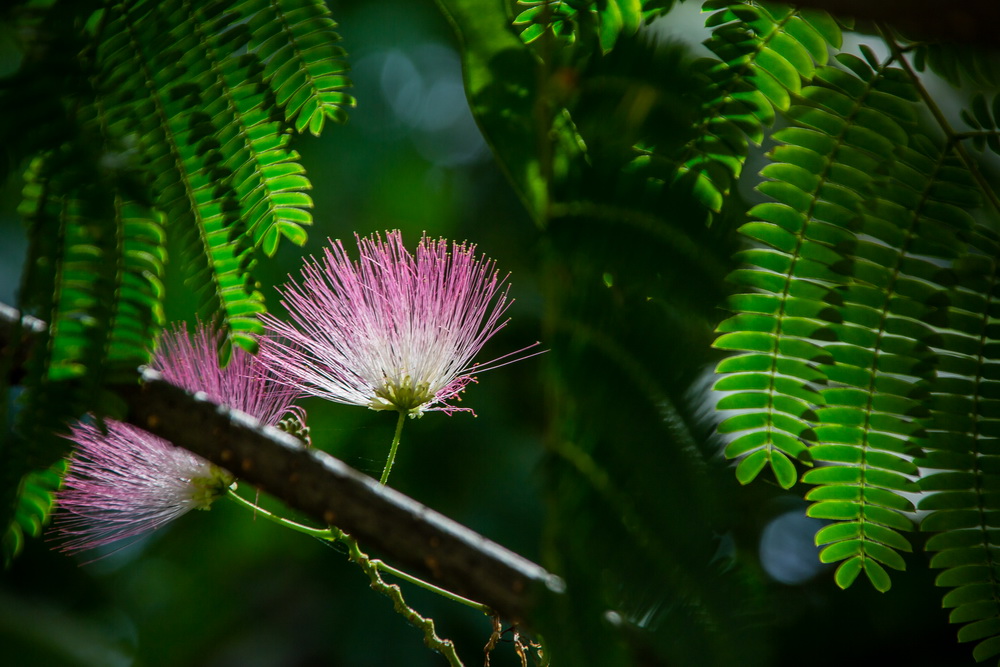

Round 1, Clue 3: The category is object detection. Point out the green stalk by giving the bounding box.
[226,486,333,538]
[225,487,491,614]
[380,409,407,485]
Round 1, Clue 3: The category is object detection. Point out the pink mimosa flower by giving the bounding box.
[54,422,233,555]
[55,324,303,556]
[154,322,306,427]
[259,230,534,416]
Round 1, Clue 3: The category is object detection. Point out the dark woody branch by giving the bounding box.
[0,302,563,625]
[788,0,1000,48]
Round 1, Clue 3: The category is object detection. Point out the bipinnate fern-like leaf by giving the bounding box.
[236,0,355,136]
[670,1,840,213]
[4,143,163,564]
[804,130,980,592]
[713,46,985,591]
[100,0,265,355]
[167,0,314,258]
[715,51,916,485]
[93,0,354,354]
[714,19,1000,653]
[917,228,1000,663]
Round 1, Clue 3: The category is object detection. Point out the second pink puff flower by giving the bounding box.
[54,324,303,556]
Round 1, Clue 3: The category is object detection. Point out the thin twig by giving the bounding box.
[881,27,1000,217]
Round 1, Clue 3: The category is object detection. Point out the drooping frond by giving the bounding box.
[99,0,263,355]
[670,1,841,213]
[94,0,354,354]
[4,141,162,563]
[712,45,983,591]
[235,0,355,136]
[804,129,980,592]
[715,50,918,483]
[917,227,1000,663]
[161,1,315,257]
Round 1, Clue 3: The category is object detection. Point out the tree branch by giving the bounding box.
[0,302,564,625]
[787,0,1000,49]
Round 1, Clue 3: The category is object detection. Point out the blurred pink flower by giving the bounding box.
[55,324,303,556]
[259,230,534,416]
[55,422,233,555]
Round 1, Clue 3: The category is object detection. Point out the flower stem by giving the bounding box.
[380,410,407,485]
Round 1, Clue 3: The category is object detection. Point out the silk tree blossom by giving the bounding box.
[54,422,233,555]
[259,230,535,417]
[55,324,304,556]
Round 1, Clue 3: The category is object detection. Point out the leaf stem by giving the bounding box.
[380,409,407,485]
[225,487,492,613]
[329,527,466,666]
[226,486,333,538]
[368,555,493,614]
[226,487,479,665]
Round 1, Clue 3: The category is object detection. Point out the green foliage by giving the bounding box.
[960,92,1000,155]
[915,226,1000,663]
[0,0,351,566]
[1,460,66,567]
[236,0,354,136]
[911,40,1000,89]
[702,5,1000,664]
[678,2,841,213]
[447,0,767,663]
[513,0,674,52]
